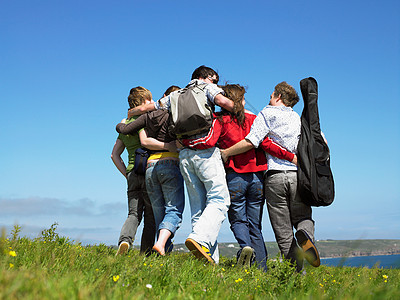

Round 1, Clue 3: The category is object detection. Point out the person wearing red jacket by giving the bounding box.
[182,84,294,270]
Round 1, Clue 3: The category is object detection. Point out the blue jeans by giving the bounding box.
[145,159,185,252]
[226,170,268,271]
[118,171,156,254]
[179,147,230,264]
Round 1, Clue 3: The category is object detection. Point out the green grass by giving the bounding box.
[1,224,399,299]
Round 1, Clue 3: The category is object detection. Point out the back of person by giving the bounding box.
[143,109,175,143]
[142,86,184,257]
[218,112,268,173]
[257,105,300,171]
[112,86,156,256]
[118,116,143,174]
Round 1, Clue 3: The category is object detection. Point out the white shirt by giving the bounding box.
[246,105,300,170]
[154,79,223,110]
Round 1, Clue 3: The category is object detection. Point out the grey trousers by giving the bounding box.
[264,171,314,262]
[118,171,156,254]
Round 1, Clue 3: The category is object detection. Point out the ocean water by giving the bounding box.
[321,254,400,269]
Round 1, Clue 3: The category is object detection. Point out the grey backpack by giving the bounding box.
[169,81,214,138]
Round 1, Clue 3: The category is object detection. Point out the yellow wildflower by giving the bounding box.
[9,263,14,268]
[319,283,324,287]
[8,250,17,257]
[235,278,243,283]
[382,275,388,279]
[113,275,120,282]
[221,268,225,271]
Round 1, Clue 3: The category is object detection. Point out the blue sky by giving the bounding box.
[1,0,399,245]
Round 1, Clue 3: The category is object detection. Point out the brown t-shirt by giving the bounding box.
[116,110,175,143]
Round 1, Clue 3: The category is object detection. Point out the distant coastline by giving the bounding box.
[321,251,400,259]
[130,239,400,259]
[167,239,400,259]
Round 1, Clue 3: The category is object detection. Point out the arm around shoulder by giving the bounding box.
[214,93,234,112]
[127,102,156,118]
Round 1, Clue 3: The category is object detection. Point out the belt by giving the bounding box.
[148,152,179,161]
[266,170,297,177]
[147,159,180,169]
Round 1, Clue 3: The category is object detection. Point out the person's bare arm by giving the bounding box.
[127,102,156,118]
[111,139,127,178]
[220,139,254,162]
[138,130,177,152]
[291,154,298,166]
[214,93,234,112]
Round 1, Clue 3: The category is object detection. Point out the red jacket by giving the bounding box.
[182,112,294,173]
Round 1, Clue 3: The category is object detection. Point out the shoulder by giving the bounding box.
[245,111,257,119]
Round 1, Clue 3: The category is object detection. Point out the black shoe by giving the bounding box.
[295,230,320,267]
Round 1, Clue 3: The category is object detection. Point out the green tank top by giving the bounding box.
[117,116,143,174]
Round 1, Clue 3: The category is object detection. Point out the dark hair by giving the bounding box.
[191,65,219,84]
[274,82,299,107]
[163,85,180,96]
[219,84,246,128]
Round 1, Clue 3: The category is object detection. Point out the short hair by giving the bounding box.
[191,65,219,84]
[221,84,246,127]
[274,82,299,107]
[163,85,180,96]
[128,86,152,108]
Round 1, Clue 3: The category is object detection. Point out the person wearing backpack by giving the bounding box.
[182,84,296,271]
[111,86,156,256]
[126,66,234,264]
[116,85,184,256]
[221,82,320,272]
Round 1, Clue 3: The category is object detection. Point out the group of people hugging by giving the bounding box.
[111,65,321,273]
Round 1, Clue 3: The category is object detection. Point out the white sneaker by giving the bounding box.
[116,241,130,256]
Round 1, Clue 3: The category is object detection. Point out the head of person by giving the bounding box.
[128,86,152,108]
[163,85,180,97]
[270,81,299,107]
[191,65,219,84]
[221,84,246,127]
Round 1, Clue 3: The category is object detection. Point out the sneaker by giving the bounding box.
[116,241,129,256]
[237,246,255,268]
[185,238,215,264]
[295,230,320,267]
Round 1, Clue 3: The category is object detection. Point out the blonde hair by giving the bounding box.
[128,86,152,108]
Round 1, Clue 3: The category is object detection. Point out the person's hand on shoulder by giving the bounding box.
[166,141,178,152]
[220,149,228,162]
[291,154,298,166]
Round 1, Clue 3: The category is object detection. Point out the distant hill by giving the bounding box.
[170,239,400,258]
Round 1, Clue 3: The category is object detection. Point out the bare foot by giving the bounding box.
[152,244,165,256]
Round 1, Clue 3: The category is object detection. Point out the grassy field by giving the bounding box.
[1,224,399,299]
